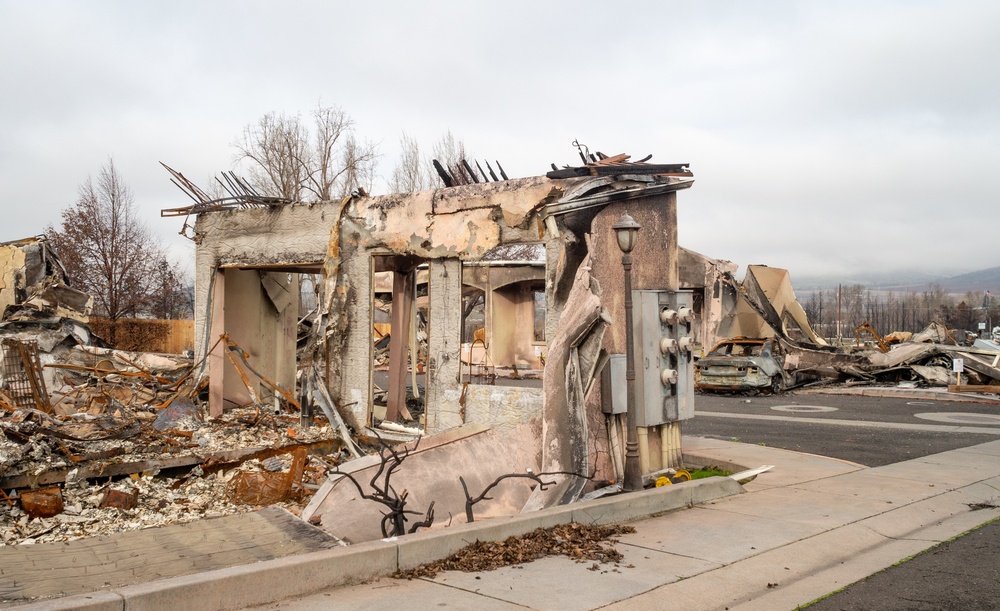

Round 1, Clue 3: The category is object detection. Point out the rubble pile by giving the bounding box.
[711,267,1000,392]
[785,321,1000,389]
[0,401,341,546]
[0,236,355,547]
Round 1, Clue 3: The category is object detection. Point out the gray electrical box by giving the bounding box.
[632,290,696,427]
[600,354,627,414]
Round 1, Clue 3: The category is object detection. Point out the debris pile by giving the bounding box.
[394,522,636,579]
[0,238,357,547]
[709,266,1000,393]
[0,236,99,399]
[0,404,340,546]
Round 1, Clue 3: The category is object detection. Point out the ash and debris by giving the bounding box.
[1,405,342,546]
[0,236,367,549]
[393,522,637,580]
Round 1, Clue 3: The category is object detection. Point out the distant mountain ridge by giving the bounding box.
[793,266,1000,294]
[925,266,1000,293]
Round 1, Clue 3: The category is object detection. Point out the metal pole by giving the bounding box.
[622,251,642,492]
[837,283,842,346]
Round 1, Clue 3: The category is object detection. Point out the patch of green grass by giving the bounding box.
[688,465,732,479]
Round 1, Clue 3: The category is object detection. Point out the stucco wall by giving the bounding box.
[462,384,544,430]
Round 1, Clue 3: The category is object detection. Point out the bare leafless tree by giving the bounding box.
[388,129,476,192]
[147,259,193,320]
[388,132,428,193]
[47,159,186,343]
[234,103,379,202]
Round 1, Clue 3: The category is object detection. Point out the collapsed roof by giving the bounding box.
[715,265,1000,389]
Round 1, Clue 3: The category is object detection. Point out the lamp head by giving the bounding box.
[612,212,641,254]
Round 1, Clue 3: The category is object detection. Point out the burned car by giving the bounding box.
[695,338,794,393]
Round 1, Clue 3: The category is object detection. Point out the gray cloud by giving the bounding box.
[1,0,996,283]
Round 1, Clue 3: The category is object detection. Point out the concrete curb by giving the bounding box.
[802,386,1000,404]
[11,477,743,611]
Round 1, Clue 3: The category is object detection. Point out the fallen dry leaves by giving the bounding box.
[394,522,636,579]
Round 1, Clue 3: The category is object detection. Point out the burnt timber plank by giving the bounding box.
[0,440,338,489]
[545,163,691,179]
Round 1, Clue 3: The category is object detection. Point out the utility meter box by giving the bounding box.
[600,354,627,415]
[632,290,696,427]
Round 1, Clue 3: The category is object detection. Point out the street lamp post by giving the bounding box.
[612,212,642,492]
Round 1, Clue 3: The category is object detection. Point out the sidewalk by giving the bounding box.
[14,437,1000,611]
[256,437,1000,611]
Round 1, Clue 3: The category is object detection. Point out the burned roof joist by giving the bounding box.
[432,158,509,188]
[159,162,293,219]
[548,144,691,179]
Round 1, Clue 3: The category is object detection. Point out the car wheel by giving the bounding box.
[770,375,784,394]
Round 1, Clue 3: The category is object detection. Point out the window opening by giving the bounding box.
[370,255,427,430]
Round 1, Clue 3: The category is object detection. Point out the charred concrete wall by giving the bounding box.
[462,384,544,429]
[328,179,559,433]
[589,195,680,357]
[0,242,29,315]
[586,194,691,476]
[0,237,92,321]
[678,247,738,351]
[193,168,696,492]
[193,203,334,353]
[194,204,330,413]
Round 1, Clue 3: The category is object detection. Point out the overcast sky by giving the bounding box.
[2,1,997,283]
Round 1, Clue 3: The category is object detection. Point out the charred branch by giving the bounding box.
[460,470,591,523]
[328,433,434,538]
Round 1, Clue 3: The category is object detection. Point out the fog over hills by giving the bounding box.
[791,266,1000,294]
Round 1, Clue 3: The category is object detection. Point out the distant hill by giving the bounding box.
[793,266,1000,294]
[921,266,1000,293]
[793,270,942,291]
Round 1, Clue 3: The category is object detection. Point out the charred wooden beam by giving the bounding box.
[486,160,500,181]
[545,163,692,179]
[462,159,480,184]
[432,159,454,187]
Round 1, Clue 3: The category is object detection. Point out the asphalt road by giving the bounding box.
[688,389,1000,610]
[685,391,1000,466]
[806,515,1000,611]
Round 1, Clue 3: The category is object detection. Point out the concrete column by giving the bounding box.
[208,268,225,417]
[386,270,414,422]
[426,258,463,434]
